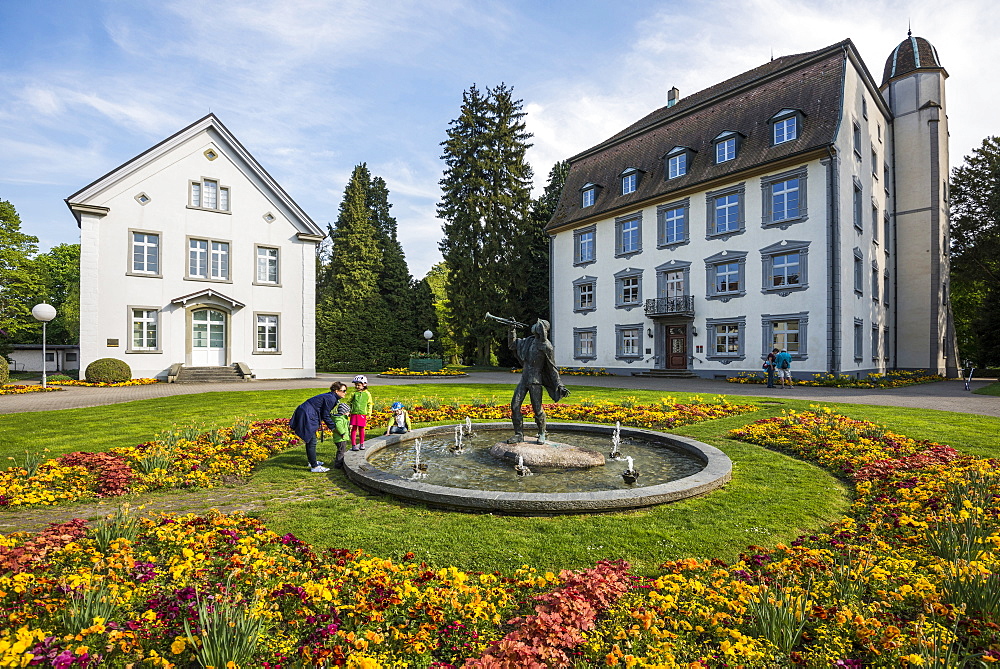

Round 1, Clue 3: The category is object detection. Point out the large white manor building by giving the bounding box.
[67,114,324,380]
[547,35,959,379]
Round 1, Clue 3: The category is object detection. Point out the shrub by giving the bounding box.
[85,357,131,383]
[0,356,8,385]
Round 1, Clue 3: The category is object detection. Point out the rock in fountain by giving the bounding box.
[490,434,605,468]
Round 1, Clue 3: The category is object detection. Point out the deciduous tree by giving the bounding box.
[0,200,41,359]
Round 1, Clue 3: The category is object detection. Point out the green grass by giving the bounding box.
[2,384,999,576]
[973,381,1000,396]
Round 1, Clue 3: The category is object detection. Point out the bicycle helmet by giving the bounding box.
[391,401,404,410]
[352,375,368,384]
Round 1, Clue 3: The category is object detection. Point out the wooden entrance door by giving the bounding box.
[667,325,687,369]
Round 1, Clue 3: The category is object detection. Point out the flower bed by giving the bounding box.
[510,367,615,376]
[378,368,468,377]
[47,378,160,387]
[0,384,62,395]
[0,420,298,508]
[3,407,997,665]
[727,369,946,388]
[575,409,1000,665]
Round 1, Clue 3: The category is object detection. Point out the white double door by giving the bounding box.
[191,308,227,366]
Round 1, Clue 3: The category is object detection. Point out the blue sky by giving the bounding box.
[2,0,997,278]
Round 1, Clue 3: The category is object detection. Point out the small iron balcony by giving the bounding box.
[644,295,695,317]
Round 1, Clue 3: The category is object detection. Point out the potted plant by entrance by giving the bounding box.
[408,352,443,372]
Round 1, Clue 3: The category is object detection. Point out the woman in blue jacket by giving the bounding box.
[289,382,348,473]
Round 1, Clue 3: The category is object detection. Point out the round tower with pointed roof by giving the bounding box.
[880,32,958,376]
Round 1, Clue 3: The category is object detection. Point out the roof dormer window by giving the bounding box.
[620,168,643,195]
[580,183,600,208]
[664,146,694,180]
[712,131,744,164]
[770,109,803,146]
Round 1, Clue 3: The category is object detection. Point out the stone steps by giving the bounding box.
[632,370,698,379]
[174,365,245,383]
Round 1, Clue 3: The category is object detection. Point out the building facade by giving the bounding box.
[547,36,959,378]
[67,114,324,380]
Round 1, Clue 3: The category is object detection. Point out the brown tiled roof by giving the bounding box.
[547,40,852,232]
[881,35,945,86]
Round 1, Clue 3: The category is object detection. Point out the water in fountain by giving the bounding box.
[410,438,427,480]
[451,425,464,454]
[370,428,702,493]
[609,421,624,460]
[465,417,473,436]
[515,454,532,476]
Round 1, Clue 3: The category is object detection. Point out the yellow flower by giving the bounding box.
[171,637,186,654]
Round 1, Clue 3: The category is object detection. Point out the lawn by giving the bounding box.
[2,383,999,576]
[974,380,1000,396]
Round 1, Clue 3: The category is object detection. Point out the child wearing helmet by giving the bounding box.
[332,397,351,469]
[385,401,411,435]
[349,375,373,450]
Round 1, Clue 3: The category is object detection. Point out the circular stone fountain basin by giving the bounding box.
[343,422,732,514]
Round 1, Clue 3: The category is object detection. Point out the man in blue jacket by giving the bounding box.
[774,349,794,389]
[289,382,347,472]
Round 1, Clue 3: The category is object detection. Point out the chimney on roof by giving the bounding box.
[667,87,680,107]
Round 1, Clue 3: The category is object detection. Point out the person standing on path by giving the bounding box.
[765,348,779,388]
[774,349,793,389]
[289,382,347,473]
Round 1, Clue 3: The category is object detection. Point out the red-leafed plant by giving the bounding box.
[58,451,135,497]
[0,518,88,574]
[464,560,634,668]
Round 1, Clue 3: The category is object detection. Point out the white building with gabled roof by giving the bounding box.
[66,113,324,380]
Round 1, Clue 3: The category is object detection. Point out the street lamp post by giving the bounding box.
[423,330,433,356]
[31,304,57,389]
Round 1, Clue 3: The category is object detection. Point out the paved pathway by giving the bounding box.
[3,372,998,417]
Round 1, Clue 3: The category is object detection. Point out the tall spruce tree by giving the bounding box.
[516,160,569,324]
[438,84,534,365]
[317,164,387,369]
[368,175,417,365]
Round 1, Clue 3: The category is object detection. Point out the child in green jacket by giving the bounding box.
[349,375,373,450]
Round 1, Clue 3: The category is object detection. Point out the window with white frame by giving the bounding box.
[189,238,230,281]
[574,328,597,360]
[130,231,160,275]
[760,240,810,294]
[256,314,279,352]
[853,121,862,158]
[665,149,689,179]
[705,317,746,361]
[715,136,736,163]
[883,326,890,360]
[256,246,279,284]
[871,324,880,361]
[872,261,880,302]
[854,319,864,361]
[581,184,597,208]
[853,249,863,294]
[657,199,689,247]
[574,226,596,265]
[871,149,878,178]
[761,167,807,227]
[853,180,863,231]
[190,178,230,212]
[762,312,808,358]
[706,183,745,238]
[862,96,868,119]
[655,260,691,297]
[771,110,800,144]
[615,214,642,256]
[614,268,643,309]
[883,211,891,250]
[615,324,642,360]
[872,203,879,242]
[883,271,890,305]
[573,276,597,313]
[621,169,641,195]
[705,250,747,301]
[130,308,158,351]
